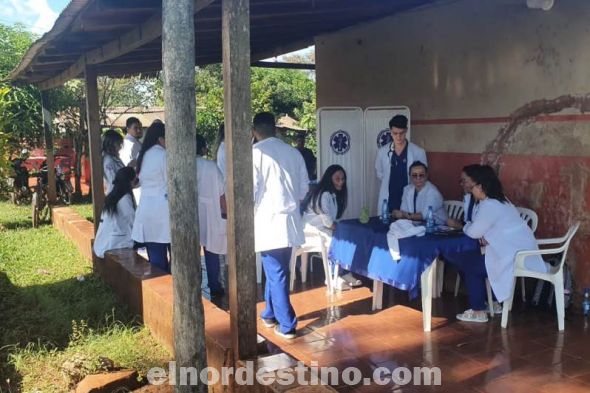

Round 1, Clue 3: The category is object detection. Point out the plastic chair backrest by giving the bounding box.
[444,200,464,221]
[554,222,580,274]
[516,207,539,233]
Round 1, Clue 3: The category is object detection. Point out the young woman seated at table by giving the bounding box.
[302,164,360,290]
[93,167,136,258]
[392,161,447,224]
[456,165,548,323]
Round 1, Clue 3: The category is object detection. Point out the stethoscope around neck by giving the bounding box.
[387,142,407,166]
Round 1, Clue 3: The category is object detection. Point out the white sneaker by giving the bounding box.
[341,273,362,287]
[456,309,488,323]
[333,277,352,291]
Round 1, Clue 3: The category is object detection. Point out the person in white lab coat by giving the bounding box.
[93,167,136,258]
[120,117,143,167]
[215,123,226,182]
[196,134,226,297]
[253,112,309,340]
[131,122,170,273]
[456,165,547,323]
[375,115,427,214]
[102,129,124,195]
[302,164,360,290]
[393,161,447,224]
[447,164,480,229]
[120,117,143,204]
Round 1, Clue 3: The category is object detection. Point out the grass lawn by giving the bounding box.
[0,202,169,392]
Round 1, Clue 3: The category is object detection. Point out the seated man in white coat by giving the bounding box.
[375,115,427,214]
[253,112,309,340]
[196,134,226,298]
[393,161,447,224]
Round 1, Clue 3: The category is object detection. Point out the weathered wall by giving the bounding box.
[315,0,590,297]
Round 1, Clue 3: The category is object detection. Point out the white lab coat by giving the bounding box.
[303,192,337,233]
[216,141,226,182]
[196,156,227,255]
[464,198,547,302]
[93,194,135,258]
[253,137,309,252]
[120,134,142,203]
[103,153,124,195]
[375,141,427,208]
[400,181,447,224]
[131,145,170,244]
[120,134,141,167]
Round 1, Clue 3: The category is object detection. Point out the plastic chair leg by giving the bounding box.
[301,253,309,283]
[501,281,516,328]
[256,253,262,284]
[289,248,299,291]
[454,274,461,297]
[521,277,526,302]
[554,277,565,331]
[509,279,516,311]
[485,279,494,317]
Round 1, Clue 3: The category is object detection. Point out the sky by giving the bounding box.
[0,0,69,34]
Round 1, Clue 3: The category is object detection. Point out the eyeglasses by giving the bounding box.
[411,173,426,179]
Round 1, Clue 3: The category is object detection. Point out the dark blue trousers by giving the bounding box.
[204,248,223,293]
[454,251,495,311]
[261,247,297,333]
[145,242,170,274]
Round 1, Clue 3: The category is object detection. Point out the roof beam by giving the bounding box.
[38,0,215,90]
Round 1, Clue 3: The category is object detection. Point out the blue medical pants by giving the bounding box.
[146,242,171,274]
[204,248,223,293]
[455,251,496,311]
[261,247,297,333]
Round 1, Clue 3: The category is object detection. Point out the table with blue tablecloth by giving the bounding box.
[328,217,480,331]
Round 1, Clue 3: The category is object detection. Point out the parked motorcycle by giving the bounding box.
[8,152,32,205]
[31,161,73,227]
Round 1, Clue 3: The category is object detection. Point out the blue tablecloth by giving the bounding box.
[329,217,480,299]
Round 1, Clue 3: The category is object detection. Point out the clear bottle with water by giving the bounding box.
[425,206,435,234]
[583,288,590,317]
[381,199,389,224]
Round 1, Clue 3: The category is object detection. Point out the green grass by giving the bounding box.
[70,201,94,223]
[0,202,170,392]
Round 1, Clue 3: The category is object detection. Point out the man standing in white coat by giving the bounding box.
[120,117,143,204]
[375,115,427,215]
[196,134,226,298]
[252,112,309,340]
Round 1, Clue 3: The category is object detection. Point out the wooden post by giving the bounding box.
[162,0,206,391]
[40,91,57,203]
[222,0,257,360]
[84,66,104,232]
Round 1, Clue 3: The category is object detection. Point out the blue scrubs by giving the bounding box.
[387,143,408,212]
[451,251,496,310]
[260,247,297,333]
[204,248,223,295]
[146,242,171,274]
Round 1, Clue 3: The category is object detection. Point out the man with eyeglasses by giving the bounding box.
[393,161,446,223]
[375,115,427,215]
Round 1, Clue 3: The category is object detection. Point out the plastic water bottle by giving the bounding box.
[583,288,590,317]
[381,199,389,224]
[425,206,435,234]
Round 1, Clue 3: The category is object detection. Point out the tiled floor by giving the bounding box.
[209,258,590,392]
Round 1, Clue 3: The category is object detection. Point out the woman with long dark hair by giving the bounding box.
[93,167,136,258]
[302,164,359,290]
[102,129,124,194]
[131,121,171,273]
[455,165,547,323]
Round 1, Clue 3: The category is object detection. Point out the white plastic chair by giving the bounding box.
[289,227,332,292]
[515,207,539,302]
[502,222,579,331]
[436,201,464,297]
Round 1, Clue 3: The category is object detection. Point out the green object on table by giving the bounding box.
[359,206,370,224]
